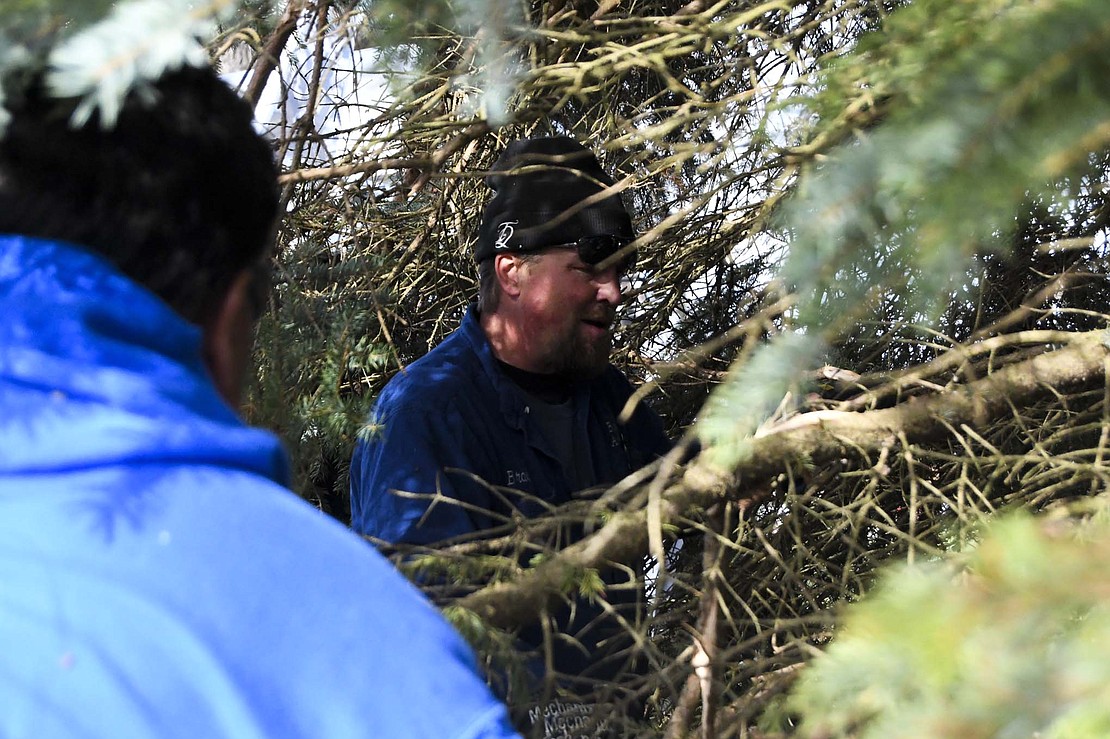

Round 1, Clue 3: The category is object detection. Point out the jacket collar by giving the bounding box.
[0,234,288,483]
[458,305,531,430]
[457,304,593,433]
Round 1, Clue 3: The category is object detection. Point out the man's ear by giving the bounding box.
[494,253,524,298]
[201,268,257,409]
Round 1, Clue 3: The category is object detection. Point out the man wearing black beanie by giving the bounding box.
[350,137,672,734]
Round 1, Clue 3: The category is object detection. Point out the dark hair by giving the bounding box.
[477,257,499,313]
[476,250,538,314]
[0,65,279,324]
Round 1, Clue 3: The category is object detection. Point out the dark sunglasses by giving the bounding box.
[543,234,637,270]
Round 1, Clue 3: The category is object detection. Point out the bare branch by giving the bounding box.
[457,330,1110,629]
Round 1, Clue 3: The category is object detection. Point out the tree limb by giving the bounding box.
[456,329,1110,630]
[244,0,311,110]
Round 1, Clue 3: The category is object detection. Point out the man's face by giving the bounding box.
[514,247,625,379]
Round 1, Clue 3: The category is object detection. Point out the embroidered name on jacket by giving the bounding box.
[506,469,531,486]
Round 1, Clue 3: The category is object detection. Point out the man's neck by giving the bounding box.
[480,307,575,402]
[480,306,542,372]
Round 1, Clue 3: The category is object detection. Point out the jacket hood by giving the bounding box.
[0,235,288,482]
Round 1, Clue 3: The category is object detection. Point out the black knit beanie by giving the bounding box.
[473,136,634,263]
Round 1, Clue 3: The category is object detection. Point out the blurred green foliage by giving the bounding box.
[786,502,1110,738]
[0,0,235,131]
[698,0,1110,473]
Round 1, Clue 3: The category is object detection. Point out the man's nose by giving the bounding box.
[595,269,622,305]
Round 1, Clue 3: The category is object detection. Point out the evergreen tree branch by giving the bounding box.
[456,328,1110,630]
[244,0,311,109]
[277,121,489,184]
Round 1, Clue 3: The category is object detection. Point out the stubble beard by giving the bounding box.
[544,326,612,380]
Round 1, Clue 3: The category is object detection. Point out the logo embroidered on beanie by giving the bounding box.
[494,220,518,251]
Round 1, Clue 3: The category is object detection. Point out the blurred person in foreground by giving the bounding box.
[0,60,519,739]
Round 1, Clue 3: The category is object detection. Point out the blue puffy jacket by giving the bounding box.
[0,235,519,739]
[349,306,671,686]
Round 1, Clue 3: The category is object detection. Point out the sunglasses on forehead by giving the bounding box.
[543,234,637,268]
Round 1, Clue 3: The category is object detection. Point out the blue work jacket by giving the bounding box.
[349,306,671,684]
[350,307,670,544]
[0,235,518,739]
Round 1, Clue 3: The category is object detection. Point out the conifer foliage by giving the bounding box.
[8,0,1110,735]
